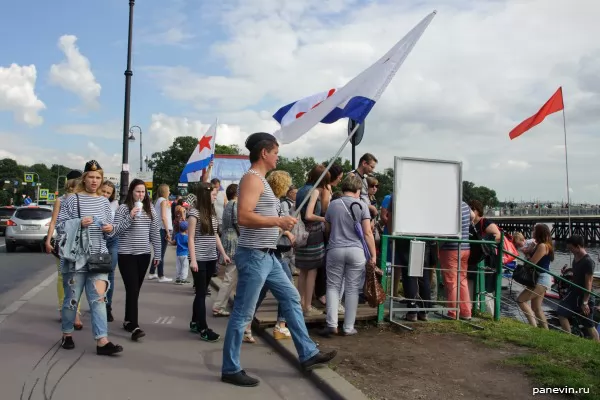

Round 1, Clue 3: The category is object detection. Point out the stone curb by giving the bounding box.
[209,276,370,400]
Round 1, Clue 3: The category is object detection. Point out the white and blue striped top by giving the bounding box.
[188,208,219,261]
[237,169,281,249]
[112,204,162,259]
[441,201,471,250]
[56,194,113,255]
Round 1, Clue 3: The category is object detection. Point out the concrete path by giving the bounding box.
[0,247,327,400]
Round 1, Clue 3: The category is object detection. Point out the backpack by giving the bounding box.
[557,265,574,300]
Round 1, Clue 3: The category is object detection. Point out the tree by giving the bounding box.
[147,137,241,192]
[462,180,499,209]
[0,158,75,206]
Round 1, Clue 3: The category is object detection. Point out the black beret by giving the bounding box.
[244,132,278,152]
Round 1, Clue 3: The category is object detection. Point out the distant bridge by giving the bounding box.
[489,210,600,242]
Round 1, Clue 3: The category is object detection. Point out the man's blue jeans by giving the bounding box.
[222,247,319,375]
[255,253,293,322]
[150,229,168,277]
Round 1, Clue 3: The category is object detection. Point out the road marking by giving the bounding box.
[154,316,175,324]
[0,272,56,325]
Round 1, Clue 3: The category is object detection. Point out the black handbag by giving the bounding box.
[512,263,539,288]
[276,235,293,253]
[76,194,112,274]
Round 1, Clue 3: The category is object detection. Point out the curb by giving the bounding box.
[209,276,370,400]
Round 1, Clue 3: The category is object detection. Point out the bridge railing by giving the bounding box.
[486,207,600,217]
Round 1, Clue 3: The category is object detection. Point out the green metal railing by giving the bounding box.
[378,233,599,327]
[378,234,502,323]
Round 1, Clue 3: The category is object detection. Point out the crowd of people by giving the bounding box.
[42,131,599,388]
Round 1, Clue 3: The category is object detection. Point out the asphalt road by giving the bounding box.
[0,236,57,311]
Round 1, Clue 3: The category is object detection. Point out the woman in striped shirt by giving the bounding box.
[188,182,231,342]
[56,160,123,356]
[111,178,161,341]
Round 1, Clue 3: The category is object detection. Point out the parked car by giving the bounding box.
[5,206,54,253]
[0,206,17,235]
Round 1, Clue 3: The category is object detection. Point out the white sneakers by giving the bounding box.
[147,274,173,283]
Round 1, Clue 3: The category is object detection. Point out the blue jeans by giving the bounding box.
[106,238,119,306]
[62,271,110,339]
[255,253,293,322]
[150,229,168,277]
[222,247,319,375]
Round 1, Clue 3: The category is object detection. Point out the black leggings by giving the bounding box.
[191,259,217,330]
[118,253,151,328]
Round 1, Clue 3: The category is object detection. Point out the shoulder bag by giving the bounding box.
[76,194,113,274]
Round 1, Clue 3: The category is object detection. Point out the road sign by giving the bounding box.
[47,193,56,202]
[135,171,153,189]
[39,189,49,199]
[24,173,34,183]
[147,189,153,199]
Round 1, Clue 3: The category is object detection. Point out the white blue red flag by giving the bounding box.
[272,11,436,145]
[180,120,217,183]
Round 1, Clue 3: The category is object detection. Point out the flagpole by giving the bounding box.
[562,103,572,237]
[272,122,362,247]
[208,117,218,182]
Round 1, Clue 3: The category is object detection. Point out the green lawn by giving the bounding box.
[418,317,600,400]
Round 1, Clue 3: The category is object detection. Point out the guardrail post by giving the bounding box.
[494,232,504,321]
[377,235,389,323]
[477,261,485,313]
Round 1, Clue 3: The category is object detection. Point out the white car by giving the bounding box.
[5,206,55,253]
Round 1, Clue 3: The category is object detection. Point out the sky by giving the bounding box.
[1,0,600,203]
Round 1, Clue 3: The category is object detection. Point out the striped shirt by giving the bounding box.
[112,204,162,259]
[56,194,113,255]
[441,201,471,250]
[188,208,219,261]
[237,169,280,249]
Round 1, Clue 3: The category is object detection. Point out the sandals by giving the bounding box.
[213,309,230,317]
[243,330,256,344]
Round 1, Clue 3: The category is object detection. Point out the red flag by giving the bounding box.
[509,87,564,140]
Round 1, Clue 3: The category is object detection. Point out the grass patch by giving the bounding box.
[416,318,600,399]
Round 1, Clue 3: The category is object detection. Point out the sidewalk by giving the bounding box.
[0,247,327,400]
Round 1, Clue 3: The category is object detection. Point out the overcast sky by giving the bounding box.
[1,0,599,203]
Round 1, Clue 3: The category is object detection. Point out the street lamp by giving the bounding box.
[119,0,136,204]
[128,125,143,172]
[56,175,67,192]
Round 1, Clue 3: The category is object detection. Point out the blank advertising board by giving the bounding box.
[392,157,462,237]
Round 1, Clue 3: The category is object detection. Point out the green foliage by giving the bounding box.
[0,158,76,206]
[463,180,499,208]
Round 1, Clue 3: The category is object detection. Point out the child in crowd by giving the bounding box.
[172,220,190,285]
[513,232,537,257]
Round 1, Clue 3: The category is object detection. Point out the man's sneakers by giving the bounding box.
[221,370,260,387]
[158,276,173,283]
[148,273,158,280]
[300,350,338,371]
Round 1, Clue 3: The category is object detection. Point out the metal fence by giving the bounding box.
[486,207,600,217]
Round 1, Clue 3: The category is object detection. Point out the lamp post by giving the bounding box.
[119,0,136,204]
[56,175,67,193]
[128,125,143,172]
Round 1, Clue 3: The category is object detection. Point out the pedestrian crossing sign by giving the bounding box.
[39,189,49,199]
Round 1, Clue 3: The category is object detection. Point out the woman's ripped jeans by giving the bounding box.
[61,271,110,339]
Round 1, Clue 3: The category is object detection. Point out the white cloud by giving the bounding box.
[54,121,121,139]
[0,64,45,126]
[49,35,101,108]
[144,0,600,202]
[139,0,194,47]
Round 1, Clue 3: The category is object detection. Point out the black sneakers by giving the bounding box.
[200,328,220,342]
[97,342,123,356]
[61,336,75,350]
[131,328,146,341]
[300,350,338,371]
[221,370,260,387]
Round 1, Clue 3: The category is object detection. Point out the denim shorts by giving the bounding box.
[537,272,553,289]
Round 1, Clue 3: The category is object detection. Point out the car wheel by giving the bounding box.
[5,242,16,253]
